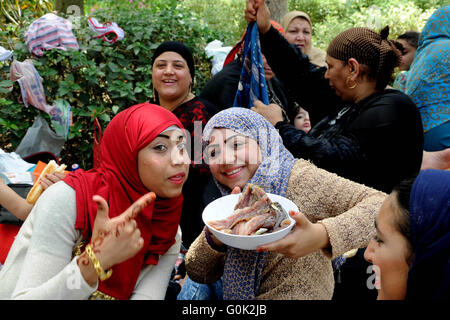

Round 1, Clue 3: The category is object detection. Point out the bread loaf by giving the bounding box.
[26,160,67,204]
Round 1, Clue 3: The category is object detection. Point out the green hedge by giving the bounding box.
[0,2,231,168]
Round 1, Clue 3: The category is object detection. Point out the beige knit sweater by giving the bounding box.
[185,159,386,300]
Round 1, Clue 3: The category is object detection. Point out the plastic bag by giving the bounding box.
[0,149,35,173]
[50,99,72,140]
[204,40,232,76]
[88,17,125,44]
[10,59,53,114]
[0,46,13,61]
[15,115,65,158]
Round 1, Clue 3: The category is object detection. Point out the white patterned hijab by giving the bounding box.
[203,107,296,197]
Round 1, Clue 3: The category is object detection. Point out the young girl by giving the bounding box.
[184,108,386,299]
[364,169,450,300]
[0,103,190,299]
[291,103,311,133]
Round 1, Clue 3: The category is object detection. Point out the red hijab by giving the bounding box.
[64,102,184,299]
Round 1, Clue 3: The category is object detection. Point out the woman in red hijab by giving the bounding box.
[0,103,190,300]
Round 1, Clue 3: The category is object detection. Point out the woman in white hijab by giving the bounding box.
[281,10,327,67]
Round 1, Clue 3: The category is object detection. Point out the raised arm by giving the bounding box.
[245,0,340,123]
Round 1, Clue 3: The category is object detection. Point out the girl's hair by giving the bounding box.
[289,102,301,124]
[397,31,420,49]
[390,172,420,257]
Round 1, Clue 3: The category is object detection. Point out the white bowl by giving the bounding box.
[202,193,298,250]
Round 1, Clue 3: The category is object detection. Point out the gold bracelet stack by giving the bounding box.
[85,244,113,281]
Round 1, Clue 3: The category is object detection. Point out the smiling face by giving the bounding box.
[138,129,190,198]
[285,17,312,52]
[152,51,192,105]
[364,195,412,300]
[206,128,262,190]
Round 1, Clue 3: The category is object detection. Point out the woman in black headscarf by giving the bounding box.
[151,41,218,250]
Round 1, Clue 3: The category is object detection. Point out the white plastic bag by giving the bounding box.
[15,115,65,158]
[0,149,35,173]
[204,40,232,76]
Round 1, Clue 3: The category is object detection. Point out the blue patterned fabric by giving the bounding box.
[405,5,450,133]
[203,107,296,300]
[233,22,269,108]
[407,169,450,299]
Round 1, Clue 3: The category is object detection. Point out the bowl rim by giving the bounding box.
[203,192,297,238]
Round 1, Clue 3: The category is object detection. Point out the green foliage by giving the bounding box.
[0,0,53,25]
[288,0,447,50]
[182,0,247,46]
[0,0,447,168]
[0,1,54,51]
[0,2,230,168]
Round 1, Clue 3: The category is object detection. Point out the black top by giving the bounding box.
[199,59,242,111]
[199,58,294,119]
[172,96,218,248]
[262,26,424,193]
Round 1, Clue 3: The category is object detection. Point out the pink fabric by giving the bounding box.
[10,59,53,113]
[25,13,79,57]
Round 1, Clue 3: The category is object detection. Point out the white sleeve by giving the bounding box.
[8,182,97,299]
[130,226,181,300]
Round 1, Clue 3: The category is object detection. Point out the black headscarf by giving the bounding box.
[151,41,195,80]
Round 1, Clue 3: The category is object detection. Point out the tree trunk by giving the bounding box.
[55,0,84,16]
[266,0,287,24]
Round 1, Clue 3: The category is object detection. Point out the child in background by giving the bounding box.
[291,103,312,133]
[397,31,419,71]
[393,31,419,92]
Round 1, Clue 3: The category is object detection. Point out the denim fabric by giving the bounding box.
[177,277,223,300]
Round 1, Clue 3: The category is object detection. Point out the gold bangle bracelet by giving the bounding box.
[85,244,113,281]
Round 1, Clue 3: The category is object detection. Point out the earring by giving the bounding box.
[152,87,159,103]
[346,76,358,89]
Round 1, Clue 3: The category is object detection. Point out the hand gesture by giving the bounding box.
[89,192,156,270]
[257,211,330,258]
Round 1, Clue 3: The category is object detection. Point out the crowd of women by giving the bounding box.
[0,0,448,301]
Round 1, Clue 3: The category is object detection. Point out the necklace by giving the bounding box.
[328,106,351,125]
